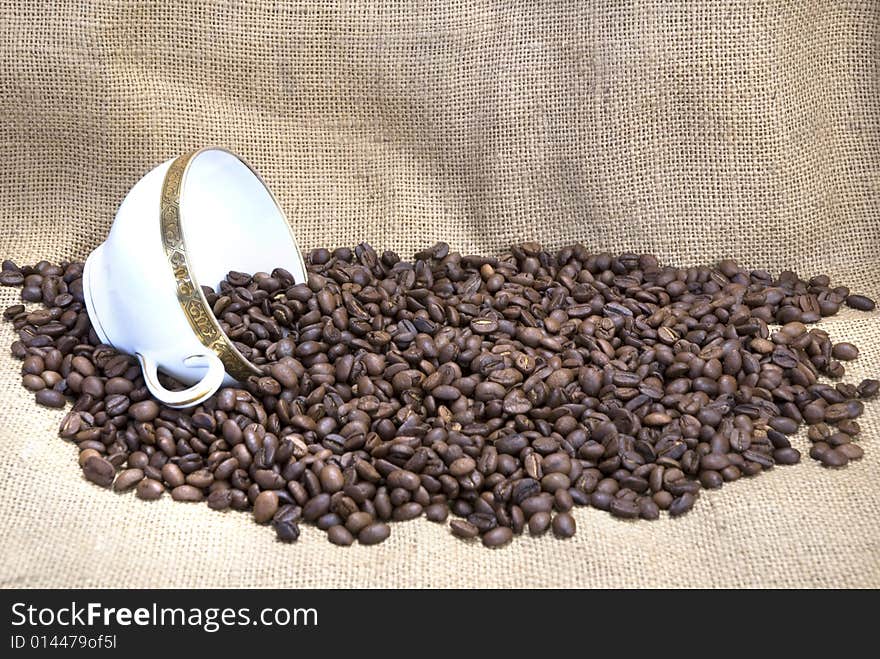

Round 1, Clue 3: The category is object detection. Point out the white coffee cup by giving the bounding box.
[83,147,308,408]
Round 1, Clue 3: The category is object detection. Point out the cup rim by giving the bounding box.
[159,146,305,381]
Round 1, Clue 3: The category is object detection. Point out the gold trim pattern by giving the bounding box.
[159,149,262,381]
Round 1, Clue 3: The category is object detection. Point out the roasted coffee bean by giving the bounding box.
[254,490,279,523]
[392,502,423,521]
[130,400,159,422]
[358,522,391,545]
[554,488,574,512]
[482,526,513,548]
[104,394,129,416]
[42,372,63,389]
[590,491,613,511]
[127,452,149,470]
[528,511,551,535]
[80,376,104,398]
[669,492,696,516]
[273,519,300,542]
[113,468,144,492]
[769,417,798,435]
[469,317,498,335]
[425,502,449,523]
[827,432,851,447]
[207,489,233,510]
[136,478,165,500]
[819,449,848,467]
[450,519,480,539]
[699,470,723,489]
[58,410,85,444]
[837,443,864,461]
[824,404,851,423]
[106,377,134,395]
[387,470,420,491]
[773,448,801,465]
[82,456,115,488]
[700,454,729,471]
[171,485,204,502]
[512,479,542,505]
[551,512,576,538]
[857,379,879,399]
[303,493,331,521]
[2,303,24,318]
[71,356,94,376]
[741,450,773,469]
[831,342,859,361]
[23,355,46,376]
[540,472,570,493]
[809,442,830,460]
[467,511,497,533]
[186,469,214,489]
[319,464,344,493]
[22,374,45,391]
[77,450,103,469]
[161,463,185,488]
[327,525,355,546]
[344,511,373,535]
[845,294,875,311]
[0,271,24,286]
[639,498,660,521]
[609,498,640,519]
[449,456,477,478]
[35,389,66,408]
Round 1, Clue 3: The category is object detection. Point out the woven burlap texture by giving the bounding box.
[1,1,878,588]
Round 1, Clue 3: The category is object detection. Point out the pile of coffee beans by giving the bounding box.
[1,243,877,548]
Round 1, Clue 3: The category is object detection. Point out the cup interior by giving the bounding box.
[179,149,307,292]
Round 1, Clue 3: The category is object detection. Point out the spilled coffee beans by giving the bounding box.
[1,244,877,548]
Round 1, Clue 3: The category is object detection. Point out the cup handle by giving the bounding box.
[136,352,226,409]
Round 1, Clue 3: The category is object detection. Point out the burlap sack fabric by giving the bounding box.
[1,1,878,588]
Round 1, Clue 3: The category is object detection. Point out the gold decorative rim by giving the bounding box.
[159,147,270,382]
